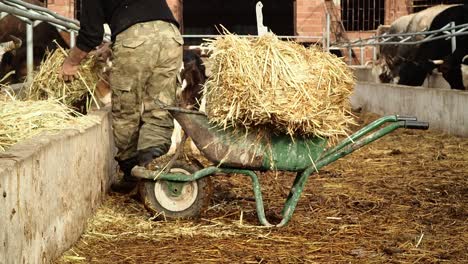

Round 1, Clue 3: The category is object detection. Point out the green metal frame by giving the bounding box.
[145,115,423,227]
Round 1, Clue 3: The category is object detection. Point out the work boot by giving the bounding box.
[138,147,165,167]
[111,156,139,193]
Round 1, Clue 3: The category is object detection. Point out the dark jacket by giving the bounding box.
[76,0,178,52]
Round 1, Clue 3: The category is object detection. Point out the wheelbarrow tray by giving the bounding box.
[169,108,327,171]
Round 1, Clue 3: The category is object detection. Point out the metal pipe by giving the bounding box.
[337,22,468,48]
[450,21,456,53]
[70,31,76,48]
[348,47,352,65]
[360,46,364,65]
[26,22,33,84]
[4,0,79,27]
[0,2,80,31]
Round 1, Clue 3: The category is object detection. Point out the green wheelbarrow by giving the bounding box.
[132,107,429,227]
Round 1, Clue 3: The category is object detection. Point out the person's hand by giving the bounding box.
[59,46,89,82]
[60,59,80,82]
[93,42,112,62]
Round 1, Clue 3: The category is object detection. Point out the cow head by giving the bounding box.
[178,50,207,110]
[0,45,47,84]
[0,35,23,54]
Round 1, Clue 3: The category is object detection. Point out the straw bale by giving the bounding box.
[0,96,99,152]
[203,33,356,142]
[26,46,104,113]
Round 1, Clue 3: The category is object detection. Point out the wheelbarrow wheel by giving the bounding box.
[139,161,212,219]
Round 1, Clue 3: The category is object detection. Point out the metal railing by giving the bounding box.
[325,9,468,65]
[0,0,80,82]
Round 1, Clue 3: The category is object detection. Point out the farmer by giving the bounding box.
[60,0,183,193]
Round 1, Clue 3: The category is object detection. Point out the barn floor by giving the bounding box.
[56,112,467,264]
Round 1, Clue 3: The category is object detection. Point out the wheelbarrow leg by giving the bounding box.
[220,169,273,227]
[277,169,316,227]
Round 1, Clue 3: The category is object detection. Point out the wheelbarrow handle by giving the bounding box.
[396,115,417,121]
[404,121,429,130]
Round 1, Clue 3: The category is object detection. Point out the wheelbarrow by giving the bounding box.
[132,107,429,227]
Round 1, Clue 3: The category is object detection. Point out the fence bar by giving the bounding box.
[26,23,33,84]
[70,31,76,48]
[360,46,364,65]
[348,47,352,65]
[450,22,456,52]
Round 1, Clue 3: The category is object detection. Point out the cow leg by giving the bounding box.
[442,65,465,90]
[168,120,184,155]
[398,62,428,86]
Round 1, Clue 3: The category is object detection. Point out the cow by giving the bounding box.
[168,49,207,155]
[396,4,467,88]
[375,4,468,88]
[375,13,415,83]
[0,0,70,84]
[178,49,207,109]
[376,5,453,85]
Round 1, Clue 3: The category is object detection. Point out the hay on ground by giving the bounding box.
[204,32,356,142]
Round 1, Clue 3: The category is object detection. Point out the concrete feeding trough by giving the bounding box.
[0,109,115,263]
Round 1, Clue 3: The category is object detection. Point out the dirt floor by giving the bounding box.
[56,113,467,264]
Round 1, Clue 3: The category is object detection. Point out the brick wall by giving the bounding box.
[385,0,411,24]
[296,0,326,38]
[47,0,75,19]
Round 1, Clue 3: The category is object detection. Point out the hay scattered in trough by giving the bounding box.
[26,46,103,112]
[204,32,356,142]
[0,95,99,152]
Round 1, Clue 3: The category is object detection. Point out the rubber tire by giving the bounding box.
[139,161,212,219]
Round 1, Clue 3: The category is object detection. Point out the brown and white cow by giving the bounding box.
[0,0,70,84]
[169,49,207,155]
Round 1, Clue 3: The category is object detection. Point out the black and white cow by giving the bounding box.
[376,13,415,83]
[398,4,467,88]
[377,4,468,89]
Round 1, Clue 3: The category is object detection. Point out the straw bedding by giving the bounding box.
[56,112,468,263]
[204,33,355,141]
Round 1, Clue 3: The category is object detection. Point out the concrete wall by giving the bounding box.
[352,65,451,89]
[351,82,468,137]
[0,109,115,264]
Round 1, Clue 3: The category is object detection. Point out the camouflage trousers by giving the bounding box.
[110,20,183,161]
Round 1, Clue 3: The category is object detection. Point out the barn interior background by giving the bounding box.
[40,0,466,64]
[0,0,467,263]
